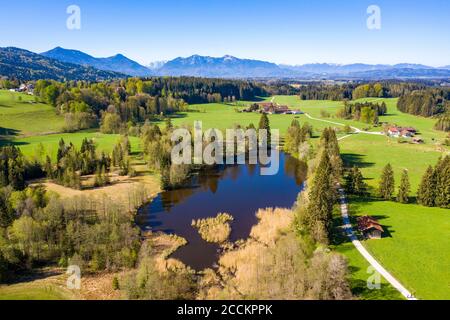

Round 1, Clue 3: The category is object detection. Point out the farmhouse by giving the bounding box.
[357,216,384,239]
[249,102,300,115]
[387,126,417,138]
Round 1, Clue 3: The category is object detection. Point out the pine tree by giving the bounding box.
[320,128,343,179]
[102,165,110,185]
[94,165,103,187]
[397,169,410,204]
[44,156,53,179]
[345,167,366,196]
[434,156,450,208]
[258,113,271,145]
[378,163,395,200]
[57,138,66,163]
[417,166,436,207]
[352,167,366,196]
[344,169,355,194]
[305,150,335,243]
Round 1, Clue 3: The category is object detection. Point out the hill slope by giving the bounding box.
[0,47,126,81]
[41,47,152,77]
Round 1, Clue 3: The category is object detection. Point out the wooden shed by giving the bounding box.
[357,216,384,239]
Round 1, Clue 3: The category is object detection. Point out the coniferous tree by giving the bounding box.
[378,163,395,200]
[434,156,450,208]
[305,150,335,243]
[44,156,53,179]
[321,128,343,179]
[102,165,110,185]
[258,113,271,145]
[417,166,436,207]
[56,138,66,164]
[397,170,411,204]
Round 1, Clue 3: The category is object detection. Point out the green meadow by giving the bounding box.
[0,90,65,138]
[171,102,300,135]
[347,199,450,300]
[9,131,142,161]
[0,281,71,300]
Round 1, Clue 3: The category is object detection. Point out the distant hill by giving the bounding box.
[157,55,298,78]
[41,47,152,77]
[282,63,391,75]
[156,57,450,79]
[348,68,450,79]
[0,47,126,81]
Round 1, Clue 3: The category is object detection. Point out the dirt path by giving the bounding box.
[337,187,417,300]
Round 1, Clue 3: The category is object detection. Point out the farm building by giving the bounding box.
[244,102,302,115]
[357,216,384,239]
[387,126,417,138]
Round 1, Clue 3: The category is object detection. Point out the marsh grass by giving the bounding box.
[192,213,234,244]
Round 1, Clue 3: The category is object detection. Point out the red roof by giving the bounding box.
[357,216,384,232]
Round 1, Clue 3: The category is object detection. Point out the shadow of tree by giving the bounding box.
[351,279,404,300]
[0,127,22,147]
[341,153,375,168]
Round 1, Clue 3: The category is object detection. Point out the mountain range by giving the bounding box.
[1,46,450,81]
[0,47,125,81]
[41,47,152,77]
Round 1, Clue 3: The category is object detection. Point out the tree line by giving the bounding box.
[397,88,449,117]
[295,81,431,101]
[30,77,268,134]
[336,101,387,125]
[344,156,450,208]
[295,127,343,244]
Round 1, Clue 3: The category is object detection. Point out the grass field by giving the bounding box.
[339,134,445,192]
[0,273,73,300]
[171,102,301,135]
[3,131,142,161]
[347,199,450,300]
[0,90,65,138]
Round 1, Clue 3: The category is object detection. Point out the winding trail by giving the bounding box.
[337,187,417,300]
[303,112,384,137]
[276,99,418,300]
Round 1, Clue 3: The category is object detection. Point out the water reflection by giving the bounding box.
[136,152,307,270]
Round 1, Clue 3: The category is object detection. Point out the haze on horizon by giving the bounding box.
[0,0,449,67]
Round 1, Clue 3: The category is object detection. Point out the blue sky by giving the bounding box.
[0,0,449,66]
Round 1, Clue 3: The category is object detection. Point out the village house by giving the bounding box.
[243,102,303,115]
[357,216,384,239]
[387,126,417,138]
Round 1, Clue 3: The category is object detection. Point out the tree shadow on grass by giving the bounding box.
[351,279,404,300]
[341,153,375,169]
[0,127,25,147]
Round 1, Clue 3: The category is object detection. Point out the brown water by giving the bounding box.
[136,152,306,270]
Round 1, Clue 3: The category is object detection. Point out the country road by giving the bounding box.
[338,187,418,300]
[303,112,384,137]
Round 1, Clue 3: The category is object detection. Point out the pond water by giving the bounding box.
[136,152,307,271]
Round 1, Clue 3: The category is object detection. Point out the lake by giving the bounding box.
[136,152,306,270]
